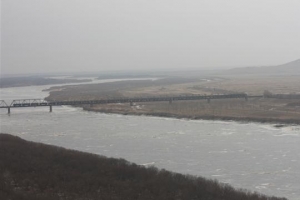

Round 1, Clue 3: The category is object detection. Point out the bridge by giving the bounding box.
[0,93,261,114]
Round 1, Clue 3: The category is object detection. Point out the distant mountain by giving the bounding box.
[222,59,300,75]
[273,59,300,72]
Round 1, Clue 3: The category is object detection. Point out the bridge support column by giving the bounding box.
[49,105,52,112]
[130,101,133,106]
[169,99,172,104]
[8,107,10,114]
[207,98,211,103]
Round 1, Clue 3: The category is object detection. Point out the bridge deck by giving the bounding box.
[0,94,263,109]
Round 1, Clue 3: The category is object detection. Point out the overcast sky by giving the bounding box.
[1,0,300,74]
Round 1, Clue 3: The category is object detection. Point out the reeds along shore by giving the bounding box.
[0,134,287,200]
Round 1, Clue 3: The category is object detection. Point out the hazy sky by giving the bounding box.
[1,0,300,74]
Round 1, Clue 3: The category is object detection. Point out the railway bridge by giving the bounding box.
[0,93,260,114]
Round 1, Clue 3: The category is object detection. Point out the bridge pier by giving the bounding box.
[207,98,211,103]
[49,105,52,112]
[169,99,172,104]
[130,101,133,106]
[8,107,10,114]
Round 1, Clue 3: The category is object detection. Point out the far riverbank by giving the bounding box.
[83,107,300,127]
[81,97,300,127]
[44,77,300,126]
[82,104,300,126]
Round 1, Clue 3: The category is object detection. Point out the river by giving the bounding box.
[0,79,299,199]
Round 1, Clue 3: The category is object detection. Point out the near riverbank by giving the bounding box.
[0,133,287,200]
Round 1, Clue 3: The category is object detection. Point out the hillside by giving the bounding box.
[0,134,287,200]
[222,59,300,75]
[273,59,300,72]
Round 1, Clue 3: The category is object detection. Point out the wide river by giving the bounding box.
[0,79,299,200]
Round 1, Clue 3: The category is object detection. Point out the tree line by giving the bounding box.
[0,134,287,200]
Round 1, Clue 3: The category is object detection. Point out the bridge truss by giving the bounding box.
[10,99,49,107]
[1,93,260,114]
[0,100,9,108]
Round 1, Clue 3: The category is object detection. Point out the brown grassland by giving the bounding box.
[46,75,300,124]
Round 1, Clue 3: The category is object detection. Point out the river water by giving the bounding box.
[0,79,299,200]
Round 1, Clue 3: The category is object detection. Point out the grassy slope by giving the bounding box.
[0,134,287,200]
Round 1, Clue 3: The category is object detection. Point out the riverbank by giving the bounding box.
[83,106,300,125]
[0,133,287,200]
[81,98,300,125]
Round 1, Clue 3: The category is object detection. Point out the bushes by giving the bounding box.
[0,134,287,200]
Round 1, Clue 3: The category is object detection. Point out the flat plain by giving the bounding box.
[46,74,300,124]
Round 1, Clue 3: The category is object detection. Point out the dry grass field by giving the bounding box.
[46,75,300,124]
[85,98,300,124]
[203,75,300,95]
